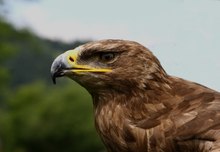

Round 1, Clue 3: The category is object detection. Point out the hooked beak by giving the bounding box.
[50,53,68,84]
[50,49,111,84]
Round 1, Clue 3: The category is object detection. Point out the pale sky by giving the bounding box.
[5,0,220,90]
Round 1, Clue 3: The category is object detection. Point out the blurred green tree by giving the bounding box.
[2,81,104,152]
[0,8,104,152]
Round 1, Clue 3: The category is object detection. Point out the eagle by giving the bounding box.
[50,39,220,152]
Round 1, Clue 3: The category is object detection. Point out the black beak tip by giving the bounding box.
[51,69,65,85]
[52,75,56,84]
[51,57,66,85]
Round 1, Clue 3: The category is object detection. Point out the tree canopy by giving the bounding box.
[0,17,104,152]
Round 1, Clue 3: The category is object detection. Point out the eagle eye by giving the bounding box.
[99,52,115,62]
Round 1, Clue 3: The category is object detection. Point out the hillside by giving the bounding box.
[0,18,104,152]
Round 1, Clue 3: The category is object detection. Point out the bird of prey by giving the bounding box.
[51,39,220,152]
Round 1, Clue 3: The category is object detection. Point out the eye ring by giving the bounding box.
[99,52,115,62]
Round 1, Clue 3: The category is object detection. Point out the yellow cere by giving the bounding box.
[66,49,112,73]
[66,49,79,66]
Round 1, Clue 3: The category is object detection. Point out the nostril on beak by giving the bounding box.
[69,56,74,62]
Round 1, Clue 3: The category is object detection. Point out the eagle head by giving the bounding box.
[51,39,168,94]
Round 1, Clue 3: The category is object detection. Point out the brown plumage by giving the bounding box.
[51,39,220,152]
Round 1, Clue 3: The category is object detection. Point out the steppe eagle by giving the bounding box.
[51,39,220,152]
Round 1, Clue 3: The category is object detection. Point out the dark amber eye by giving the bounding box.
[99,53,115,62]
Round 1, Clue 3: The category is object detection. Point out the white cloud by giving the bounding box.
[7,2,130,42]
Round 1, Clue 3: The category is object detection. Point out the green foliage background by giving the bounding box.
[0,17,105,152]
